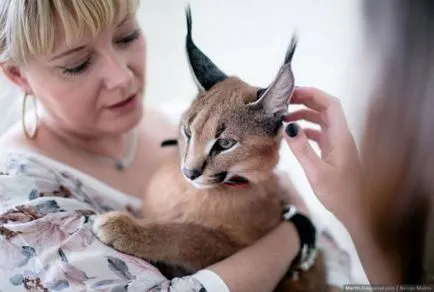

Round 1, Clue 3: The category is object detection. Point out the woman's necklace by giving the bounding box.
[71,129,139,172]
[96,129,139,171]
[39,109,139,172]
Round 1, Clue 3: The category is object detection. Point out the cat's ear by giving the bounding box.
[253,36,297,118]
[185,6,227,91]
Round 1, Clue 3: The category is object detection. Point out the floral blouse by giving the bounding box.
[0,150,354,292]
[0,151,229,292]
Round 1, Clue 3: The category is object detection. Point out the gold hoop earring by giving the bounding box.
[21,92,39,140]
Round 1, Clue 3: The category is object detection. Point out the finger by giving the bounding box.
[283,109,323,125]
[290,87,348,138]
[290,87,340,112]
[304,128,322,144]
[304,128,326,151]
[284,123,323,179]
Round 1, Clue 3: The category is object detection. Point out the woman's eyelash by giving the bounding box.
[62,57,92,76]
[117,30,141,45]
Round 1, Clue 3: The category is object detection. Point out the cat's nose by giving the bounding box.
[182,168,203,180]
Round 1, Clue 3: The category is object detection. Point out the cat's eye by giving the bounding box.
[217,138,237,150]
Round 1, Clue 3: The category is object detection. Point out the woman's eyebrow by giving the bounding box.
[50,16,131,61]
[50,46,87,61]
[116,15,130,28]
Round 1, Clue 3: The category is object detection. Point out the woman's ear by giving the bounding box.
[1,63,32,93]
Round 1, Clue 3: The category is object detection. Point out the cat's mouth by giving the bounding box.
[213,172,250,187]
[224,175,250,187]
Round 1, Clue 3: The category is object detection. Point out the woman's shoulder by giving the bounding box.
[0,121,32,151]
[0,151,85,210]
[138,107,179,169]
[0,150,141,217]
[140,107,178,141]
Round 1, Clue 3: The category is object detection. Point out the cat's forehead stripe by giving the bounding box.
[205,139,217,156]
[188,113,197,125]
[215,122,226,139]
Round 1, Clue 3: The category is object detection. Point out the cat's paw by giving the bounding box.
[93,211,137,250]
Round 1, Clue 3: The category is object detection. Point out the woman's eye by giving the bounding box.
[217,138,237,150]
[62,57,92,76]
[117,29,141,45]
[59,30,140,76]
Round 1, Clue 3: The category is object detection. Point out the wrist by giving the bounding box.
[279,221,301,248]
[276,222,301,264]
[341,205,374,238]
[281,204,317,273]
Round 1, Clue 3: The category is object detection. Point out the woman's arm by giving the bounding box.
[283,87,400,284]
[209,222,299,292]
[209,217,351,292]
[345,218,402,283]
[94,211,303,292]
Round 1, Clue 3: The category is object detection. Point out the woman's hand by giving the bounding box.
[283,87,404,284]
[283,87,367,229]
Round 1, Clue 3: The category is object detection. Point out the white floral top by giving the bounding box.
[0,151,229,292]
[0,150,354,292]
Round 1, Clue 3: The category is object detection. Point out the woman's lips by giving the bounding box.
[107,94,136,109]
[105,93,139,114]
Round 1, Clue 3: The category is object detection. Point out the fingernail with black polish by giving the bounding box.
[286,123,298,138]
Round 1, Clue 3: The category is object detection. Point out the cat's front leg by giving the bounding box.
[93,211,243,272]
[93,211,148,256]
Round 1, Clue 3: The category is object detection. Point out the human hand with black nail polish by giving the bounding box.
[283,87,366,230]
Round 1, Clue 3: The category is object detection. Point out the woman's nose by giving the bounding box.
[102,53,134,91]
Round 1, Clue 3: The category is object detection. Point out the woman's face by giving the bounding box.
[15,13,146,136]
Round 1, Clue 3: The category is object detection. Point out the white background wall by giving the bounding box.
[0,0,375,283]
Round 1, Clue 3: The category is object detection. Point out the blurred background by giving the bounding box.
[0,0,375,284]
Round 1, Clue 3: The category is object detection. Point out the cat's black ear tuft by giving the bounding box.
[185,5,227,91]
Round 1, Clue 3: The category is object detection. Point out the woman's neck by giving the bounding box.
[40,119,134,161]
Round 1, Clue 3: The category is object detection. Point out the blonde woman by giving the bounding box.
[0,1,352,291]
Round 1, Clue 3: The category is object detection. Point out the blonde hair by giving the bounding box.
[0,0,139,64]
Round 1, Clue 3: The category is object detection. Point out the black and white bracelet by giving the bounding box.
[282,204,318,275]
